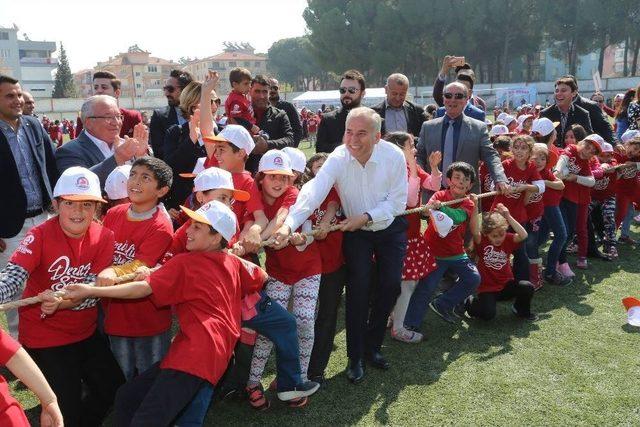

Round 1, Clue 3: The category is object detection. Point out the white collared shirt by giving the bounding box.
[85,130,114,159]
[284,140,408,232]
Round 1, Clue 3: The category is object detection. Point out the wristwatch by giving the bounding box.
[364,212,373,224]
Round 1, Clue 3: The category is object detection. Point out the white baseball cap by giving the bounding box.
[497,112,508,122]
[623,297,640,327]
[180,200,237,242]
[621,129,640,143]
[517,114,533,125]
[282,147,306,173]
[489,124,513,137]
[179,157,207,179]
[430,209,454,238]
[104,165,132,200]
[531,118,559,137]
[193,167,250,202]
[601,142,614,153]
[584,134,605,153]
[258,149,294,176]
[203,124,255,155]
[502,115,516,126]
[54,166,106,203]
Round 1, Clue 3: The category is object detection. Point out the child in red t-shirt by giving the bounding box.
[224,67,260,134]
[0,329,62,427]
[403,162,481,328]
[64,201,267,426]
[554,135,603,270]
[301,153,346,381]
[463,201,537,320]
[386,132,441,343]
[590,142,619,259]
[491,135,544,284]
[248,150,322,407]
[613,137,640,230]
[480,135,512,212]
[528,143,569,287]
[0,167,125,425]
[98,157,174,380]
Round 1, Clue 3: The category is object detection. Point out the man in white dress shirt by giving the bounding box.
[55,95,145,187]
[274,107,408,384]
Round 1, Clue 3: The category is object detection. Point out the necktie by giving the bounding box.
[442,121,454,186]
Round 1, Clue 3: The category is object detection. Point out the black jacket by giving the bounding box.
[246,106,294,173]
[539,104,593,148]
[316,108,349,154]
[0,116,58,238]
[372,99,428,137]
[275,100,303,147]
[150,105,179,160]
[574,96,615,143]
[163,122,207,210]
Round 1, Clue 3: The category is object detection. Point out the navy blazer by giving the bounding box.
[0,116,58,238]
[55,130,118,188]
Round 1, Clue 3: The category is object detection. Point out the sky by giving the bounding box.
[0,0,309,72]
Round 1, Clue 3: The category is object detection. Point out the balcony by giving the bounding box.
[20,57,58,66]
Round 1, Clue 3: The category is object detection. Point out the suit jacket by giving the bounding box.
[315,107,349,154]
[416,114,506,193]
[436,103,485,122]
[275,100,303,147]
[574,96,614,143]
[150,105,179,160]
[163,122,207,210]
[539,104,593,148]
[55,130,118,187]
[0,116,59,238]
[372,99,427,137]
[76,107,142,139]
[246,106,294,173]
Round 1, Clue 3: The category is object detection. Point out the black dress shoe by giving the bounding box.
[345,359,365,384]
[365,351,390,370]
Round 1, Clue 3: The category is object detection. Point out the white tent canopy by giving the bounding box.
[293,87,389,111]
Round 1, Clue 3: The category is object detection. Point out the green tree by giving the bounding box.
[52,43,77,98]
[267,36,325,90]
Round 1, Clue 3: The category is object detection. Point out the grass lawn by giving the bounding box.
[7,137,640,425]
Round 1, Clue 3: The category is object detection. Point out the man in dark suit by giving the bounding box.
[149,69,193,159]
[539,77,593,148]
[564,75,614,143]
[316,69,366,154]
[56,95,142,186]
[0,75,59,337]
[246,75,294,173]
[75,71,143,138]
[372,73,427,137]
[268,77,303,147]
[417,82,507,194]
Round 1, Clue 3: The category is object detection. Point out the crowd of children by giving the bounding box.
[1,67,640,426]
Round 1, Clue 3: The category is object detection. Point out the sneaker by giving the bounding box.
[246,384,270,410]
[557,262,575,278]
[618,235,637,245]
[391,327,423,343]
[566,241,578,254]
[287,397,308,407]
[452,302,470,320]
[511,305,539,321]
[606,246,618,260]
[429,300,456,324]
[576,257,588,269]
[277,381,320,402]
[545,271,572,286]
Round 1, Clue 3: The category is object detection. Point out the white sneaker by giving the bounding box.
[391,327,423,343]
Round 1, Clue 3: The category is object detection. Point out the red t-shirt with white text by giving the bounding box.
[424,189,474,258]
[491,158,542,223]
[477,233,520,293]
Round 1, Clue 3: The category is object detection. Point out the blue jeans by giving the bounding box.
[342,217,407,359]
[539,205,567,276]
[109,330,172,380]
[620,203,635,237]
[525,216,543,259]
[558,199,577,264]
[404,257,480,330]
[174,384,214,426]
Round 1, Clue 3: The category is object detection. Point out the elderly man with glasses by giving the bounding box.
[316,69,366,154]
[56,95,148,186]
[417,82,507,194]
[149,69,194,159]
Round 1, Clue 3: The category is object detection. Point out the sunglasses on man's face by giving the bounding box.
[444,92,466,100]
[339,87,359,95]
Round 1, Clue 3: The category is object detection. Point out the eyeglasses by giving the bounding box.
[339,87,360,95]
[163,85,177,93]
[270,86,279,91]
[88,115,124,123]
[443,92,466,100]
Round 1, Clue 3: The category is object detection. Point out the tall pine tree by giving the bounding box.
[52,43,77,98]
